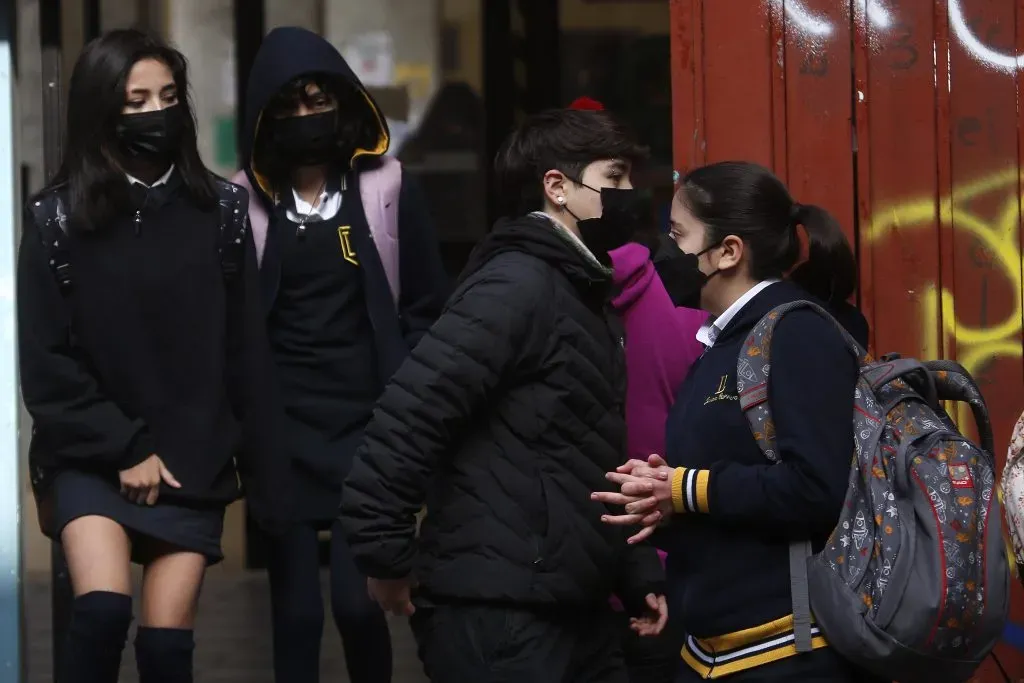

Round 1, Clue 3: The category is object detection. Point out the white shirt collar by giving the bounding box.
[126,164,175,188]
[696,279,780,348]
[286,177,346,223]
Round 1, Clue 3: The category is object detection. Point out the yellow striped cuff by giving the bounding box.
[671,467,710,514]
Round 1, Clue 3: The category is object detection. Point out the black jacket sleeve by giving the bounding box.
[339,254,551,579]
[224,217,292,528]
[670,310,857,536]
[616,544,667,615]
[396,170,450,350]
[17,211,155,469]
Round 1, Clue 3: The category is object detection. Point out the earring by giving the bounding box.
[557,197,565,205]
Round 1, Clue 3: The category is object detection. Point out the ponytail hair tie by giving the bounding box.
[569,96,605,111]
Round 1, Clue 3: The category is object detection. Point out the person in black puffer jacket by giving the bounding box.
[339,108,667,683]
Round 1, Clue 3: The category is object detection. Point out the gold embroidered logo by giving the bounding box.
[704,374,738,405]
[337,226,359,265]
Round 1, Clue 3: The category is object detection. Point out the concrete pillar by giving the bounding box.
[266,0,319,32]
[17,0,43,197]
[59,0,84,91]
[99,0,141,31]
[15,0,45,577]
[165,0,236,176]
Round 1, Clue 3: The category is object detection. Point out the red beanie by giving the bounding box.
[568,96,605,111]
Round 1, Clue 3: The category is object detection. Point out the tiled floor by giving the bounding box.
[24,569,429,683]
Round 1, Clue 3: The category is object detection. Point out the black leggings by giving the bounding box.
[267,519,392,683]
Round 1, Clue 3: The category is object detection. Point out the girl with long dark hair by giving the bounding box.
[595,161,879,681]
[18,29,284,683]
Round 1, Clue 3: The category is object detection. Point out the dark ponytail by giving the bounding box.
[677,161,857,303]
[789,203,857,304]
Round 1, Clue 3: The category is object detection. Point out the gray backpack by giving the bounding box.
[737,300,1010,683]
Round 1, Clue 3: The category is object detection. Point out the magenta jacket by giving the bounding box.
[609,243,706,581]
[611,243,706,463]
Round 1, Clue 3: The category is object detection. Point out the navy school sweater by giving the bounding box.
[659,280,859,675]
[18,174,287,524]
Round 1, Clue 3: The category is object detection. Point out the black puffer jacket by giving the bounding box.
[340,214,664,615]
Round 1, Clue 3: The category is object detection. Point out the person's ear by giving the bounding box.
[715,235,744,271]
[543,169,569,208]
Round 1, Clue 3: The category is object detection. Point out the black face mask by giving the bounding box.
[567,184,650,266]
[651,233,720,309]
[269,110,340,168]
[116,105,185,162]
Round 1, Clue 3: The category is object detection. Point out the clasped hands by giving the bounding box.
[592,454,675,544]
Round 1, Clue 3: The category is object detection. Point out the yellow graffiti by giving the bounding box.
[866,168,1023,426]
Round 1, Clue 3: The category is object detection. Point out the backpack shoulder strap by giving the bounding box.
[211,176,250,282]
[737,299,864,459]
[27,190,73,291]
[735,299,865,654]
[358,156,402,303]
[230,170,269,268]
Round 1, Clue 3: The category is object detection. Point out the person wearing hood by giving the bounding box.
[339,107,667,682]
[232,26,448,683]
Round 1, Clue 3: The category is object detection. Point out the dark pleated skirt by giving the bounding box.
[51,469,225,565]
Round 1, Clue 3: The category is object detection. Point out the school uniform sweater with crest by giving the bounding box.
[658,280,859,678]
[239,25,450,522]
[263,182,386,520]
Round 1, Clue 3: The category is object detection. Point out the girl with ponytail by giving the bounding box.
[787,203,869,346]
[649,161,868,346]
[594,162,881,681]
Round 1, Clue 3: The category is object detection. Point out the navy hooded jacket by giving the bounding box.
[240,26,449,374]
[240,27,449,519]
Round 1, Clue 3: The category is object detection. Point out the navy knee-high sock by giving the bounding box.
[58,591,132,683]
[134,626,195,683]
[268,523,325,683]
